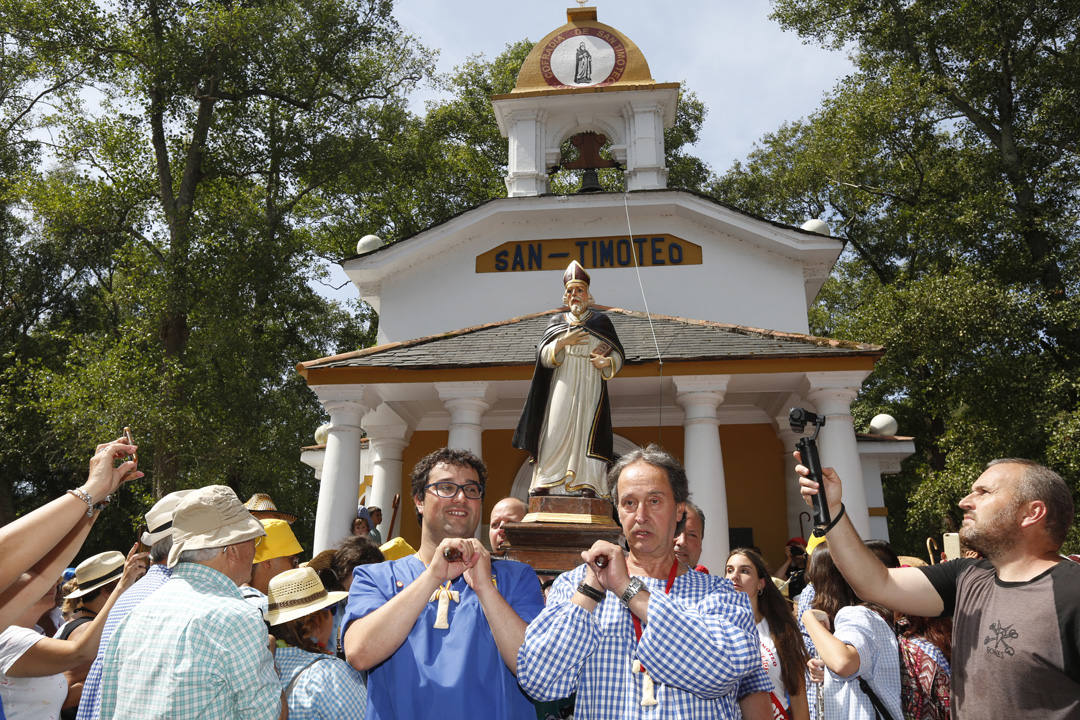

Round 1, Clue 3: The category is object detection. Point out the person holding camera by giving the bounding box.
[774,538,808,598]
[0,437,141,634]
[797,456,1079,719]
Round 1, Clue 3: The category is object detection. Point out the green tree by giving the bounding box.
[0,0,427,548]
[713,2,1080,553]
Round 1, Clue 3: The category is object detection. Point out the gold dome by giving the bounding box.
[504,7,661,97]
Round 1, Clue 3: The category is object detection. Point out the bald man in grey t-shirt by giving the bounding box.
[796,457,1079,719]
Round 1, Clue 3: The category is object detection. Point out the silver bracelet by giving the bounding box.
[67,488,95,518]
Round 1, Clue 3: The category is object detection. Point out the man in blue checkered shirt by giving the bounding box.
[517,444,773,719]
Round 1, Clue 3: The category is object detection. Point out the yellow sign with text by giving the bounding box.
[475,234,702,273]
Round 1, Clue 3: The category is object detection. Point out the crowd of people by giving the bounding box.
[0,437,1075,719]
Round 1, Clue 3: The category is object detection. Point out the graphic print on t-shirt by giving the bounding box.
[983,620,1019,658]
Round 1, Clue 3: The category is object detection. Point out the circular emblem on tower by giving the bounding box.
[539,27,627,89]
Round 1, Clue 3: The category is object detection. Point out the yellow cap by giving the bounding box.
[379,536,416,561]
[253,518,303,564]
[806,533,828,556]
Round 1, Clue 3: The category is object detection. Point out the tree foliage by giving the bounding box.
[713,1,1080,553]
[0,0,425,549]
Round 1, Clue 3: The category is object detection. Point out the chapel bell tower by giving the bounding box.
[491,6,681,197]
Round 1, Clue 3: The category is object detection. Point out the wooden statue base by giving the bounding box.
[502,495,622,578]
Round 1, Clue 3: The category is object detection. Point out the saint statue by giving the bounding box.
[513,261,624,497]
[574,42,592,84]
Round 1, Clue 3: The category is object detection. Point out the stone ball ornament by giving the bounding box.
[314,422,331,445]
[800,218,831,236]
[356,234,383,255]
[869,413,899,436]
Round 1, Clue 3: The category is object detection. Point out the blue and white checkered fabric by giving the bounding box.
[517,563,770,719]
[76,564,171,720]
[99,562,280,720]
[820,605,902,720]
[276,646,367,720]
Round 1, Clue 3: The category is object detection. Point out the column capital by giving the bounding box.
[311,384,377,415]
[435,381,494,403]
[805,371,868,395]
[672,375,730,400]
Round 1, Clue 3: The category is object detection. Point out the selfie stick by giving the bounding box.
[789,408,830,535]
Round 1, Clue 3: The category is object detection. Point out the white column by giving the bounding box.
[313,398,368,554]
[435,382,492,458]
[776,423,810,541]
[674,375,730,571]
[806,372,871,538]
[367,427,409,541]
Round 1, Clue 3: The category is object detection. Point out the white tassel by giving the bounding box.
[429,587,460,629]
[633,659,658,706]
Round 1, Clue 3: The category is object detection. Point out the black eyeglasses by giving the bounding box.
[424,481,483,500]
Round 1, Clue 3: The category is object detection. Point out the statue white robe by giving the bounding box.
[531,325,623,496]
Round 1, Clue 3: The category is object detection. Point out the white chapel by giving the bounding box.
[297,6,913,572]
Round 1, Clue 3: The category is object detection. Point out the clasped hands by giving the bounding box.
[427,538,493,593]
[579,540,631,600]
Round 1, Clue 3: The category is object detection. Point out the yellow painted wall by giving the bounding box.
[718,425,788,571]
[395,424,788,569]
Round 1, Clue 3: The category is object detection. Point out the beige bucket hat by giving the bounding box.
[65,551,125,599]
[243,493,297,524]
[265,566,347,626]
[141,489,195,546]
[167,486,267,568]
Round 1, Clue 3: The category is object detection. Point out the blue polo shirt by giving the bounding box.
[342,555,544,720]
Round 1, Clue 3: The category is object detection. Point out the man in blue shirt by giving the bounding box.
[342,448,544,720]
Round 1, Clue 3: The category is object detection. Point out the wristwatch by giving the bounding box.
[619,577,645,608]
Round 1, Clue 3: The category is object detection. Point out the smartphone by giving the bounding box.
[122,427,138,465]
[942,532,960,561]
[136,523,150,554]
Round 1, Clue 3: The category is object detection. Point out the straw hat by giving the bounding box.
[65,551,125,599]
[265,567,347,626]
[141,489,195,546]
[243,493,297,524]
[167,486,267,568]
[253,518,304,565]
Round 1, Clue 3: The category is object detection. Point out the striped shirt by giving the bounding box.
[517,563,770,719]
[99,562,280,720]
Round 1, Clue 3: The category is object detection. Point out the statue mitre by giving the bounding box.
[562,260,590,288]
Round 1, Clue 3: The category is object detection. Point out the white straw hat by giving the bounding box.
[167,486,266,568]
[265,566,347,626]
[65,551,125,599]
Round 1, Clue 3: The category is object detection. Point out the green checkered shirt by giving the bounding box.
[99,561,281,720]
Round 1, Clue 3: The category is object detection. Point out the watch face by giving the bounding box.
[539,27,628,89]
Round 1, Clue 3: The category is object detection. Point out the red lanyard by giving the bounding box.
[631,558,679,642]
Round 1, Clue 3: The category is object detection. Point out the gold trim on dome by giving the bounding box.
[511,7,656,94]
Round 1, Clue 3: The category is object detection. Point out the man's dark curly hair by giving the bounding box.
[410,447,487,525]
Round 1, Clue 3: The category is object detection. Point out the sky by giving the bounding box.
[319,0,855,301]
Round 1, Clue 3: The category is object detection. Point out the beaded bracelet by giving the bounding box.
[67,488,95,518]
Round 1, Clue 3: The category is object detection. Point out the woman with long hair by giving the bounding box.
[802,545,902,720]
[266,566,367,719]
[726,548,810,720]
